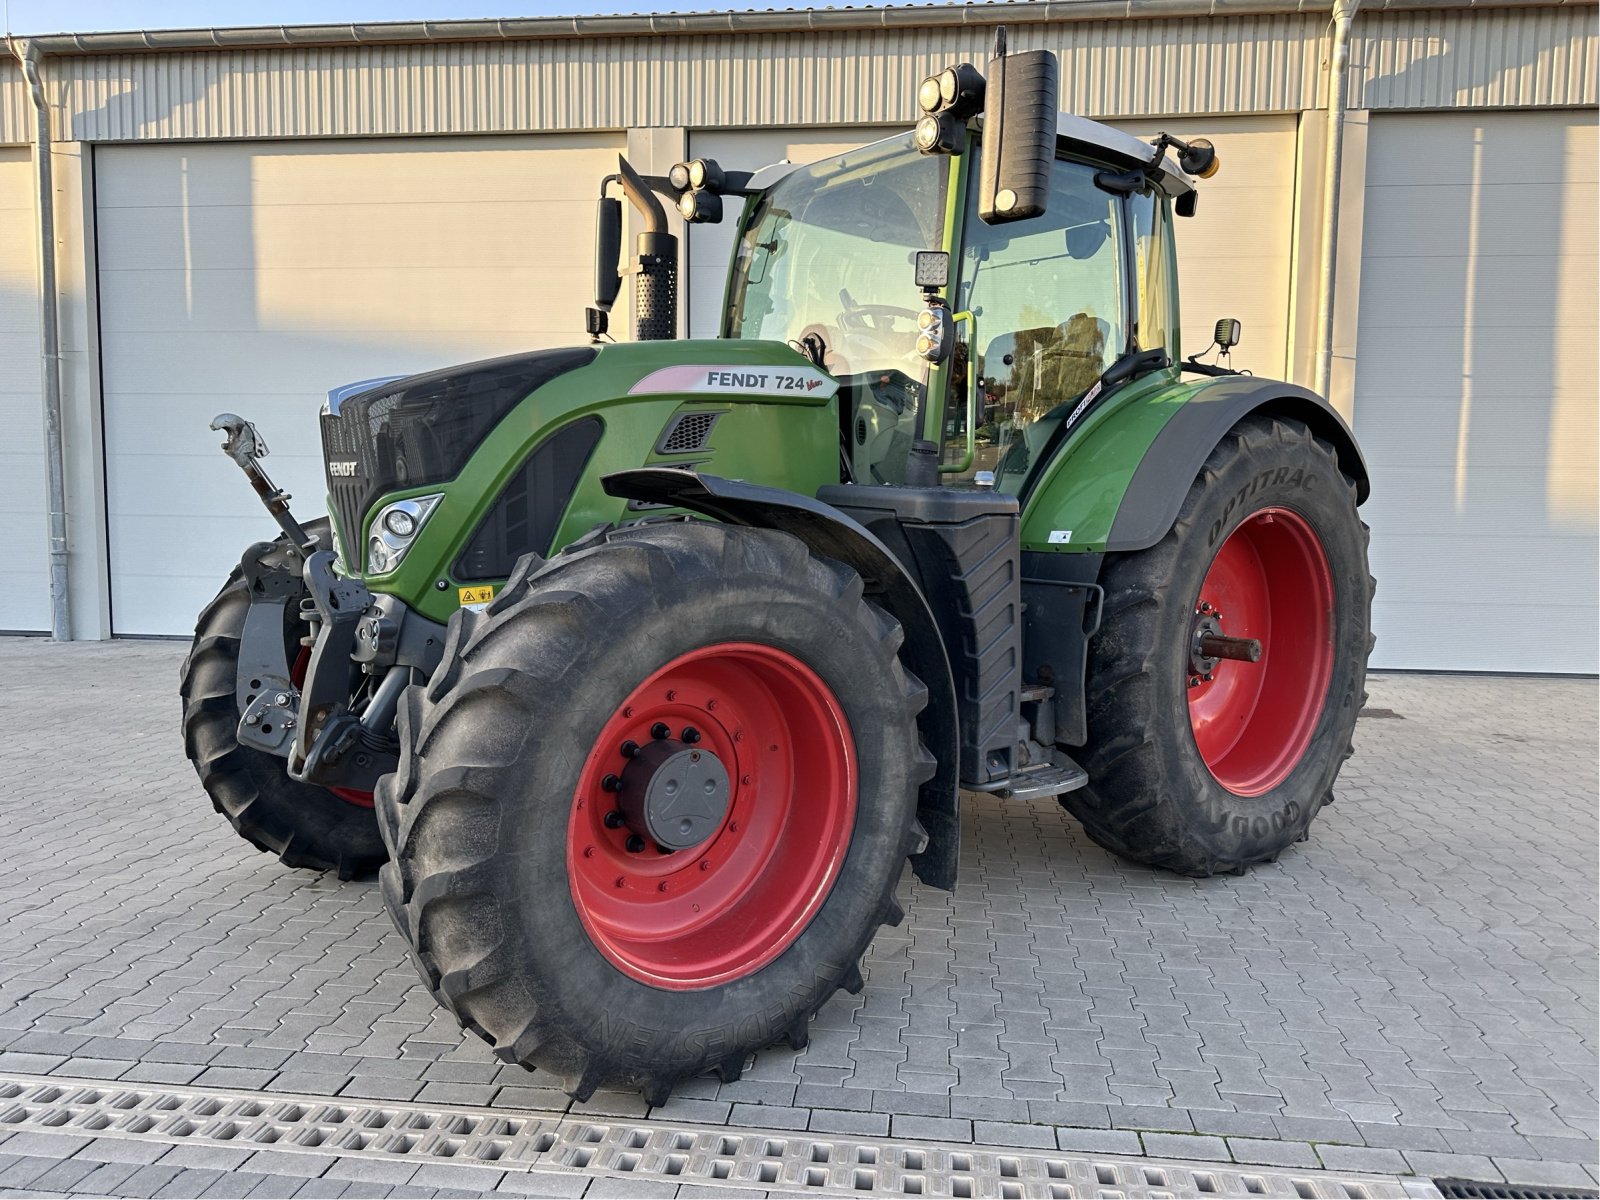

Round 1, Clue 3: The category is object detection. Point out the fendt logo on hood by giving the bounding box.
[328,460,360,477]
[628,364,840,401]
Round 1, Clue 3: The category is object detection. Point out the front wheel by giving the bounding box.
[179,520,387,880]
[376,521,933,1101]
[1064,416,1374,876]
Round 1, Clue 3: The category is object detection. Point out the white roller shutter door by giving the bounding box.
[1354,110,1598,672]
[96,133,622,635]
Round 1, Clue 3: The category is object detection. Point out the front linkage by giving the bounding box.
[211,414,445,795]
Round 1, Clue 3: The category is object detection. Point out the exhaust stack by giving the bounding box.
[617,156,679,341]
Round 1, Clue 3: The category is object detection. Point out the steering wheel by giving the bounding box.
[838,288,922,334]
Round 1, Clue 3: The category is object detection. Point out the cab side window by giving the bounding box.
[945,158,1127,486]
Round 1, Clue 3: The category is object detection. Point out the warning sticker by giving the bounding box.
[458,585,496,610]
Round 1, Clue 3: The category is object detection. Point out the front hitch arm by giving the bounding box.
[211,413,318,556]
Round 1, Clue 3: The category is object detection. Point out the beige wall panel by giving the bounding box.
[1353,109,1598,673]
[0,147,49,632]
[685,126,892,339]
[1113,116,1299,378]
[96,133,622,635]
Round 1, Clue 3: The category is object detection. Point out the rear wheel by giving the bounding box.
[376,521,932,1101]
[179,520,386,879]
[1064,416,1374,876]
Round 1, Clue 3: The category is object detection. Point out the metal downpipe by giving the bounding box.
[1314,0,1360,401]
[10,38,71,640]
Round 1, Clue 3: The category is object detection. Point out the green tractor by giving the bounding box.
[181,37,1373,1101]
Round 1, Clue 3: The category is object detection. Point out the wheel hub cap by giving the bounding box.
[619,740,731,851]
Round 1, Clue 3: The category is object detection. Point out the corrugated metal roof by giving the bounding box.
[3,2,1594,146]
[16,0,1594,54]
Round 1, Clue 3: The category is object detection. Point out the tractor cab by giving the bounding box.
[719,126,1183,497]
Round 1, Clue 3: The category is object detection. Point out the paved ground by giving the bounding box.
[0,637,1594,1198]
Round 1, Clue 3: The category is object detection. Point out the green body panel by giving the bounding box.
[1016,367,1205,554]
[354,339,840,626]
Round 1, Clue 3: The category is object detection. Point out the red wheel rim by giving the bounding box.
[568,642,857,990]
[289,647,374,809]
[1187,507,1334,797]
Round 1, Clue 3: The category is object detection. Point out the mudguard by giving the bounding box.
[601,468,962,891]
[1106,377,1369,553]
[1017,374,1368,748]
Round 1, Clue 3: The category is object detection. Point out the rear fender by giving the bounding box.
[1106,378,1369,554]
[602,468,961,891]
[1019,376,1369,747]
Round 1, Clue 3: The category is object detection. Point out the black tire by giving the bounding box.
[376,521,932,1101]
[1065,416,1374,876]
[179,520,387,880]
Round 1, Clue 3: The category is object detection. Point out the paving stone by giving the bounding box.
[890,1115,973,1142]
[407,1162,507,1190]
[1055,1129,1144,1156]
[973,1121,1057,1149]
[1141,1133,1231,1162]
[809,1109,890,1137]
[76,1138,176,1164]
[1315,1145,1410,1174]
[488,1169,589,1197]
[153,1168,227,1197]
[1401,1150,1503,1181]
[729,1103,811,1131]
[1226,1137,1321,1168]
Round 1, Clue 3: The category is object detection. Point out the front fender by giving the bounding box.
[601,468,961,891]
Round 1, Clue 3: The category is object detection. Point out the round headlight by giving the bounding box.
[914,115,943,153]
[383,508,417,538]
[938,67,960,107]
[917,308,939,331]
[687,160,707,190]
[368,537,391,573]
[917,74,943,114]
[668,161,692,191]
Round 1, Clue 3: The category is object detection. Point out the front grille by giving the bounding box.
[320,346,597,567]
[320,412,368,565]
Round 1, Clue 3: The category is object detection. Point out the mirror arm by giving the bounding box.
[938,311,979,475]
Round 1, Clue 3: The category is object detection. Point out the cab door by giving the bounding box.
[942,156,1134,490]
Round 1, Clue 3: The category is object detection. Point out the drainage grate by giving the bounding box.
[1435,1181,1599,1200]
[0,1074,1425,1199]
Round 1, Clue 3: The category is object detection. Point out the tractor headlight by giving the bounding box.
[914,303,954,363]
[365,494,442,575]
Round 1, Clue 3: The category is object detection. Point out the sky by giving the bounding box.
[2,0,955,36]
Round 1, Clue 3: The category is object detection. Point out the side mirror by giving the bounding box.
[978,35,1058,225]
[1214,317,1242,350]
[594,194,622,311]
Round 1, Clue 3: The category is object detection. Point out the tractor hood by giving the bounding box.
[320,346,598,559]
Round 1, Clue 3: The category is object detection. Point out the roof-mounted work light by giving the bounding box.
[915,60,984,157]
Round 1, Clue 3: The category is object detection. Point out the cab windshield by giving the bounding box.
[725,135,948,483]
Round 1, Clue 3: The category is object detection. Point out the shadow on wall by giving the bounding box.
[94,132,611,637]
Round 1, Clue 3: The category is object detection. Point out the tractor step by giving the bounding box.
[975,755,1089,802]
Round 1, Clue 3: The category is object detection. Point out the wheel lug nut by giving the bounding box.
[601,774,621,792]
[681,727,701,744]
[650,722,671,741]
[620,740,639,758]
[604,810,626,829]
[625,834,646,853]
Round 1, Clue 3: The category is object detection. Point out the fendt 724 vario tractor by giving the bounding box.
[182,37,1373,1101]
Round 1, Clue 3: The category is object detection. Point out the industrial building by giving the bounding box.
[1,0,1594,671]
